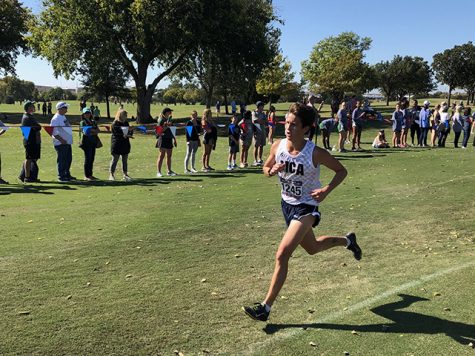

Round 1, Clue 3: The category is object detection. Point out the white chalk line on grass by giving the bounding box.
[245,260,475,355]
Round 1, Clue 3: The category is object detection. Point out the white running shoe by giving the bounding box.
[123,175,133,182]
[190,168,198,173]
[184,169,192,174]
[227,165,233,170]
[156,172,163,177]
[109,174,115,181]
[167,171,177,176]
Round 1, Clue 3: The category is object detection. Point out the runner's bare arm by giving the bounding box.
[310,147,347,202]
[263,140,285,177]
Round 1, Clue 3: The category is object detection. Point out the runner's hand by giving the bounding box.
[310,186,329,203]
[269,163,285,176]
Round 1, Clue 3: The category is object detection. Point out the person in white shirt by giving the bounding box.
[50,102,75,182]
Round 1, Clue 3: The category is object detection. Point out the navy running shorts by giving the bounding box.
[281,200,321,227]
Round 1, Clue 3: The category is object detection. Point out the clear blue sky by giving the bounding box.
[16,0,475,90]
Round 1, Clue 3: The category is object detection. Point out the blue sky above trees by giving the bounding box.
[16,0,475,90]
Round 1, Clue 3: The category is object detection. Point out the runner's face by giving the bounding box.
[285,113,305,141]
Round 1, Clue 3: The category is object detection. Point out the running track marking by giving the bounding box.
[245,260,475,355]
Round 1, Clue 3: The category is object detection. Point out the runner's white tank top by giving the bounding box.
[276,139,321,206]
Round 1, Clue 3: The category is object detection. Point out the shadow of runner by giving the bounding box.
[263,294,475,346]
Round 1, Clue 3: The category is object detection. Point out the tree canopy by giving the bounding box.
[301,32,374,99]
[432,42,475,105]
[0,0,29,75]
[374,56,434,105]
[256,53,294,107]
[29,0,279,122]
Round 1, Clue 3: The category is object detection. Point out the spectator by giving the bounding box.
[215,100,221,115]
[372,129,390,148]
[336,102,348,152]
[239,110,254,168]
[201,109,217,172]
[437,103,450,147]
[231,100,237,114]
[20,101,42,183]
[240,102,246,117]
[47,101,52,115]
[93,106,101,121]
[156,107,177,177]
[452,105,463,148]
[267,105,277,144]
[252,101,267,166]
[351,100,366,151]
[419,100,431,147]
[42,101,47,116]
[79,107,100,181]
[184,110,201,173]
[319,118,336,150]
[306,93,324,143]
[0,119,7,184]
[227,114,240,170]
[50,102,74,182]
[330,97,340,116]
[390,103,404,148]
[409,99,421,146]
[430,104,441,147]
[461,107,472,149]
[400,100,410,147]
[109,109,133,181]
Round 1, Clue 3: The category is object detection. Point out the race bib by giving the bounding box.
[280,178,303,197]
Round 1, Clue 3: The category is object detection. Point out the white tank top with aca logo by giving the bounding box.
[276,139,321,206]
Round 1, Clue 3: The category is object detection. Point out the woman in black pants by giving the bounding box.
[79,107,100,180]
[109,109,133,181]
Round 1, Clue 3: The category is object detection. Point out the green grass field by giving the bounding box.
[0,105,474,355]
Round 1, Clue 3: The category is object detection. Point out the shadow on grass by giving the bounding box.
[263,294,475,346]
[0,183,77,195]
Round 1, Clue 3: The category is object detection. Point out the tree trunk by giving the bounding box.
[386,95,390,106]
[205,86,214,109]
[224,91,229,115]
[106,95,111,120]
[447,86,452,107]
[136,85,151,123]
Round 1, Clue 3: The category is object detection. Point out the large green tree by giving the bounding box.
[301,32,374,101]
[0,0,29,75]
[374,56,434,105]
[432,44,472,106]
[256,53,294,108]
[30,0,212,122]
[0,76,35,103]
[78,47,130,120]
[176,0,279,109]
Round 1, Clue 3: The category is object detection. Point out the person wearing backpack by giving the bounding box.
[79,107,100,180]
[20,101,42,183]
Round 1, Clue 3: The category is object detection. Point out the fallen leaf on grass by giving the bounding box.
[443,307,451,311]
[433,292,441,297]
[126,274,133,278]
[27,220,33,223]
[351,330,358,335]
[201,278,207,283]
[18,311,31,315]
[66,295,72,300]
[309,342,317,347]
